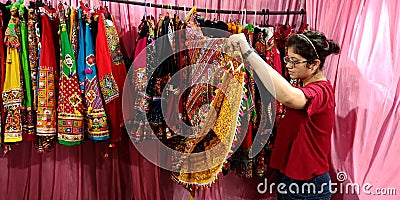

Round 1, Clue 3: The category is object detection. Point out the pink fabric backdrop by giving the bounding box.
[1,0,399,199]
[307,0,400,200]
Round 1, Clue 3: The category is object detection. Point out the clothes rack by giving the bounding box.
[100,0,306,15]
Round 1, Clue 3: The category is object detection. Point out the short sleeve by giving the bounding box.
[299,82,328,116]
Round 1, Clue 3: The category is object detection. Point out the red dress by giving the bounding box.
[36,7,57,136]
[96,11,127,144]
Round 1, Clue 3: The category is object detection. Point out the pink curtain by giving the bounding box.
[307,0,400,200]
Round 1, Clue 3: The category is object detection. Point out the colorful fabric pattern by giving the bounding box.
[82,9,110,140]
[36,7,57,136]
[168,14,247,191]
[170,39,246,191]
[2,8,23,142]
[96,11,127,144]
[20,7,35,140]
[104,16,124,66]
[27,7,39,123]
[57,6,84,146]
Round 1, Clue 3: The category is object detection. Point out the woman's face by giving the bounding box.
[285,46,314,80]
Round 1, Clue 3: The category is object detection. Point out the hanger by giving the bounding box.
[149,2,154,19]
[143,1,147,19]
[253,8,257,25]
[242,9,246,26]
[262,9,266,27]
[285,9,290,25]
[47,1,53,9]
[213,8,217,22]
[104,5,111,19]
[185,5,196,23]
[29,1,35,8]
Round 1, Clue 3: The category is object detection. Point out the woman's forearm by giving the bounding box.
[245,50,307,109]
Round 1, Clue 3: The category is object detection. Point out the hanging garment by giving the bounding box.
[227,66,258,178]
[128,15,155,142]
[36,6,57,137]
[168,14,247,193]
[2,5,23,142]
[19,5,35,140]
[27,7,39,137]
[226,29,282,178]
[170,38,246,193]
[69,8,79,58]
[57,5,84,146]
[80,8,110,141]
[96,11,127,144]
[0,6,5,135]
[70,8,83,94]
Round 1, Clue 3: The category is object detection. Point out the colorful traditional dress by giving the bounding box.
[27,7,39,137]
[128,16,155,141]
[36,6,57,137]
[19,4,35,140]
[69,8,79,58]
[80,7,110,141]
[2,5,23,142]
[96,10,127,144]
[0,4,6,134]
[168,14,247,194]
[57,4,84,146]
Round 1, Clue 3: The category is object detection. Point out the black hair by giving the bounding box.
[286,30,340,70]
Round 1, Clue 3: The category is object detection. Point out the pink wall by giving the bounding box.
[307,1,400,199]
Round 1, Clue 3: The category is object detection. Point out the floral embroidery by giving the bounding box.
[28,8,39,110]
[103,15,124,66]
[86,109,109,140]
[99,74,119,103]
[86,54,95,66]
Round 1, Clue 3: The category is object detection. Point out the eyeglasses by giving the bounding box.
[283,56,309,66]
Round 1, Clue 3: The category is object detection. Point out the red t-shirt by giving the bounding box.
[269,80,335,180]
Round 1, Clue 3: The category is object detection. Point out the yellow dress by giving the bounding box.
[2,9,23,142]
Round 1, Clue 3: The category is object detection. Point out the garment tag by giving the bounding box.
[105,19,114,27]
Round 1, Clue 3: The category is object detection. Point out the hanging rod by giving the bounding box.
[100,0,306,15]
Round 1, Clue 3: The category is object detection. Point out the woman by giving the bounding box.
[228,31,340,200]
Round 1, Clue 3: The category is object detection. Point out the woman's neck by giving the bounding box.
[302,70,327,86]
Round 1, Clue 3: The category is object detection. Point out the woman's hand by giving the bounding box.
[227,33,251,54]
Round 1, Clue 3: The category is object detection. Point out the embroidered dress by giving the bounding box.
[128,16,155,141]
[80,8,110,141]
[27,7,39,135]
[170,39,246,192]
[0,10,4,135]
[96,11,127,144]
[36,7,57,136]
[57,5,84,146]
[168,14,247,193]
[69,8,79,58]
[2,6,23,142]
[19,5,35,140]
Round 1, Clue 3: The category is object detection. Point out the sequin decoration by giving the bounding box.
[99,74,119,104]
[103,15,124,66]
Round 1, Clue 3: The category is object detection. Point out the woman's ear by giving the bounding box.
[311,59,321,73]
